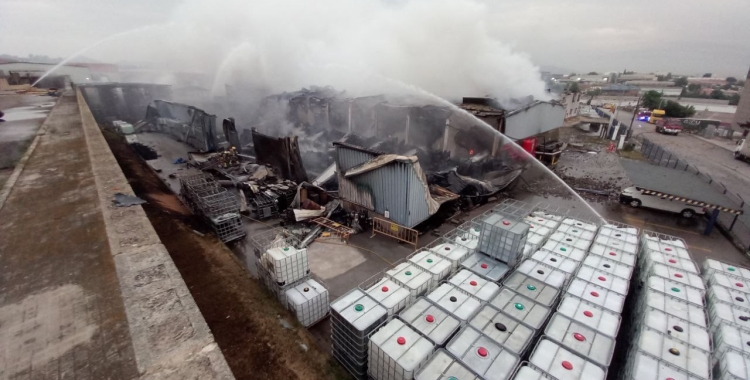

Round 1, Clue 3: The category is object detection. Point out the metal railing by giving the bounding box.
[371,218,419,250]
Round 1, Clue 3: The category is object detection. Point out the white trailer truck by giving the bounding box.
[734,139,750,162]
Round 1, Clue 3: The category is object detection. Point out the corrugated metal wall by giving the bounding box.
[334,145,432,227]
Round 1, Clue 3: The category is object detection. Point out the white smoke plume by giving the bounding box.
[107,0,548,103]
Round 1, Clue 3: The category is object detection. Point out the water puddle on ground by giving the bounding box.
[1,104,54,122]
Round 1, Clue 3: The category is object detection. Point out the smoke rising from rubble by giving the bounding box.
[167,0,548,102]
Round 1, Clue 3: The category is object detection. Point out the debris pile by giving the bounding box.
[178,173,245,242]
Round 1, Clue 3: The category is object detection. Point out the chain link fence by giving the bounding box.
[635,136,749,253]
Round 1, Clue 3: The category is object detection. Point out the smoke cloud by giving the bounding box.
[106,0,548,102]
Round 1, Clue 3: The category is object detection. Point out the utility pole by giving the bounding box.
[626,95,641,140]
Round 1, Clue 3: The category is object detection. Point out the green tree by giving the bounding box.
[587,87,602,96]
[687,83,701,93]
[703,73,712,78]
[727,77,738,84]
[729,94,741,106]
[710,89,726,99]
[722,83,733,90]
[587,71,598,75]
[738,80,746,87]
[568,82,580,93]
[642,90,663,109]
[674,76,688,87]
[664,101,696,118]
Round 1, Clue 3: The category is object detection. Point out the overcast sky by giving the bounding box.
[2,0,749,78]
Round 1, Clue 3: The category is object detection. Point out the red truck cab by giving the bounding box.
[656,118,682,135]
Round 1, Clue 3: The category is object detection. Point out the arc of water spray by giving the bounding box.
[32,23,175,87]
[312,62,606,223]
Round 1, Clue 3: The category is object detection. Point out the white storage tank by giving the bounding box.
[453,230,479,252]
[331,289,388,379]
[541,240,587,262]
[621,351,702,380]
[448,269,501,302]
[713,323,750,361]
[460,253,510,282]
[543,313,615,368]
[285,278,329,327]
[638,289,707,329]
[641,234,692,261]
[426,283,481,322]
[511,365,556,380]
[707,272,750,295]
[386,262,433,303]
[528,338,606,380]
[560,218,598,233]
[556,295,621,338]
[640,251,699,275]
[409,250,452,289]
[645,276,704,307]
[363,277,412,317]
[703,258,750,281]
[477,213,529,267]
[530,251,580,280]
[596,224,638,244]
[515,259,568,289]
[707,283,750,312]
[469,304,535,355]
[708,301,750,334]
[414,349,479,380]
[575,265,630,296]
[368,318,435,380]
[489,288,551,330]
[547,231,593,250]
[446,326,520,380]
[715,350,750,380]
[588,243,636,266]
[399,298,460,347]
[260,245,309,285]
[634,326,710,380]
[502,272,560,308]
[553,225,596,243]
[525,214,560,230]
[565,279,625,314]
[637,306,710,354]
[594,235,638,255]
[429,242,471,272]
[581,255,633,280]
[640,263,705,291]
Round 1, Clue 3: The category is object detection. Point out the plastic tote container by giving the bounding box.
[593,235,638,255]
[260,246,310,285]
[399,298,460,347]
[469,304,535,355]
[363,277,412,317]
[460,253,511,282]
[387,262,433,303]
[331,289,388,379]
[588,243,636,266]
[448,269,501,302]
[511,364,556,380]
[575,265,630,296]
[713,323,750,361]
[478,213,529,267]
[641,263,706,291]
[621,351,703,380]
[285,278,329,327]
[641,234,692,261]
[565,279,625,313]
[639,289,707,328]
[715,350,750,380]
[515,259,568,289]
[708,301,750,334]
[452,230,480,252]
[368,318,435,380]
[707,283,750,312]
[426,283,482,322]
[525,214,560,230]
[543,312,615,368]
[502,272,560,308]
[556,295,621,337]
[528,338,606,380]
[489,288,552,330]
[446,326,520,380]
[559,218,598,233]
[581,255,633,280]
[530,251,581,279]
[547,231,593,250]
[430,242,471,272]
[637,306,710,354]
[707,272,750,295]
[596,224,639,245]
[640,251,699,275]
[414,349,479,380]
[634,326,711,380]
[409,250,452,289]
[645,275,704,307]
[540,240,587,262]
[703,258,750,281]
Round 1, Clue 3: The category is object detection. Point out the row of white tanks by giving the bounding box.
[330,199,652,380]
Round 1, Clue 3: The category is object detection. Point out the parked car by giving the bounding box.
[619,186,704,218]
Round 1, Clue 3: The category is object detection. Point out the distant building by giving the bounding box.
[640,87,683,97]
[617,74,656,82]
[600,84,640,96]
[733,66,750,132]
[0,62,94,88]
[559,92,582,119]
[687,77,727,86]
